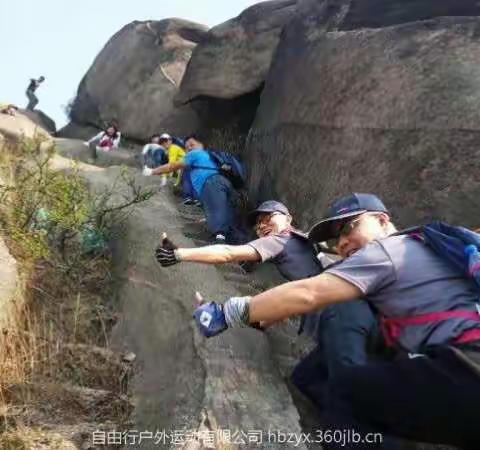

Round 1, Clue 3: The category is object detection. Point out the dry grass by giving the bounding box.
[0,136,133,447]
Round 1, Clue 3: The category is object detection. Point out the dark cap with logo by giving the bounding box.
[248,200,290,226]
[308,193,388,243]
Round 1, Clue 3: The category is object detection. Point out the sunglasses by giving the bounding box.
[326,213,380,249]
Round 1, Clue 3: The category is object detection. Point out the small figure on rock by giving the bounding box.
[0,104,18,116]
[25,76,45,111]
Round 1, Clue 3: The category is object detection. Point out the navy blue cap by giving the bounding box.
[248,200,290,226]
[308,193,388,243]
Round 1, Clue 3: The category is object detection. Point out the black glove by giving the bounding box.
[155,233,180,267]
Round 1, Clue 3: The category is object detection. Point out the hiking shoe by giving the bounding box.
[182,198,195,206]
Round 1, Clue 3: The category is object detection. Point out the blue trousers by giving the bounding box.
[200,174,240,243]
[291,301,381,404]
[180,167,195,200]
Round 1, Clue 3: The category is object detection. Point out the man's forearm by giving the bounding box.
[177,245,239,264]
[152,162,184,175]
[248,273,361,323]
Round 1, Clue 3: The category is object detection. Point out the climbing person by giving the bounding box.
[192,192,480,449]
[142,134,168,187]
[158,133,185,184]
[25,76,45,110]
[0,104,18,116]
[143,134,244,244]
[156,200,383,407]
[157,133,197,204]
[84,124,121,158]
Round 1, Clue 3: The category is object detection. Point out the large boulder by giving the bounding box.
[177,0,297,103]
[21,109,56,134]
[175,0,297,136]
[69,19,209,140]
[0,110,53,142]
[246,15,480,230]
[293,0,480,31]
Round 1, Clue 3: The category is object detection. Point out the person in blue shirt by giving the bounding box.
[143,134,242,244]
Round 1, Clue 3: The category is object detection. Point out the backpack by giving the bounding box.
[171,136,185,149]
[191,150,246,189]
[380,221,480,347]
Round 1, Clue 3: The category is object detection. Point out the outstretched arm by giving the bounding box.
[193,273,363,338]
[249,273,361,323]
[177,244,260,264]
[151,161,185,175]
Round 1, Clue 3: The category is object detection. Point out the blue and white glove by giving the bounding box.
[193,300,228,338]
[193,293,261,338]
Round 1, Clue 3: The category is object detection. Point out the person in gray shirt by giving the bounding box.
[193,193,480,449]
[156,200,382,408]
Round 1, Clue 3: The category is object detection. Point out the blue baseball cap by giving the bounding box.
[248,200,290,226]
[308,193,389,243]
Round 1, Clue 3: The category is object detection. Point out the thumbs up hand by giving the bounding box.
[155,232,180,267]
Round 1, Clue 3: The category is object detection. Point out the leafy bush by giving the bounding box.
[0,136,153,266]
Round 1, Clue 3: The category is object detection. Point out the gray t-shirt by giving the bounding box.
[249,231,324,336]
[248,231,323,281]
[327,235,480,352]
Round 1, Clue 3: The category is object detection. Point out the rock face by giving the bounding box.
[293,0,480,31]
[175,0,297,136]
[51,143,308,448]
[0,237,19,329]
[245,14,480,230]
[21,109,56,134]
[177,0,297,103]
[69,19,209,140]
[0,110,53,142]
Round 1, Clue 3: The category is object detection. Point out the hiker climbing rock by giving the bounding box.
[158,133,185,184]
[25,76,45,110]
[144,134,245,244]
[193,193,480,449]
[84,124,121,158]
[142,134,168,187]
[157,200,384,408]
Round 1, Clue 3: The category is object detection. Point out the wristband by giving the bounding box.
[223,296,251,328]
[173,249,182,261]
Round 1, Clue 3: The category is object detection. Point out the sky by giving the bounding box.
[0,0,263,129]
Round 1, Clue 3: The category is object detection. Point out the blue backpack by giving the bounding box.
[194,150,246,189]
[400,222,480,285]
[381,222,480,347]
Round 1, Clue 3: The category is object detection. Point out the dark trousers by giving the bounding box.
[26,90,38,110]
[322,346,480,449]
[291,301,381,407]
[200,174,241,243]
[181,167,195,200]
